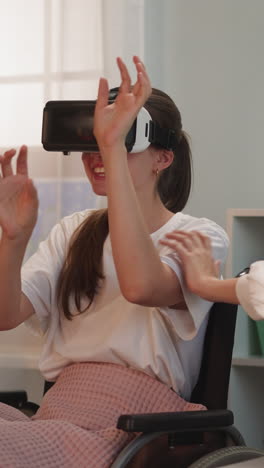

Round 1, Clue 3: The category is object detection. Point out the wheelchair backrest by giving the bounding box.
[190,301,238,410]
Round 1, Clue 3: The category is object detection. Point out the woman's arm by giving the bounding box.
[93,57,185,308]
[160,230,240,304]
[0,146,38,329]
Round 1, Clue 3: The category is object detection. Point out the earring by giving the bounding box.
[153,169,159,176]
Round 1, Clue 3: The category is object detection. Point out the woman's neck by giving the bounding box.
[139,196,174,234]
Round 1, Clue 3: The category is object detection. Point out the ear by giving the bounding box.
[155,149,174,171]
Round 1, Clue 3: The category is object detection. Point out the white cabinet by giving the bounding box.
[226,209,264,449]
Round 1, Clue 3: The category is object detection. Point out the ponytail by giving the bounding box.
[158,131,192,213]
[144,89,193,213]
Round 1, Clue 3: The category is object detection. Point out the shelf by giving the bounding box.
[232,356,264,367]
[226,208,264,278]
[226,208,264,450]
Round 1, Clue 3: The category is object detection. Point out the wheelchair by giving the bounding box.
[1,301,264,467]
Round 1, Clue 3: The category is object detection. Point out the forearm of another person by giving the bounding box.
[199,268,264,320]
[160,229,264,316]
[191,276,239,304]
[0,235,34,329]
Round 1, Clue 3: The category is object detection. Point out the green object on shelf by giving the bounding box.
[255,320,264,355]
[248,317,261,355]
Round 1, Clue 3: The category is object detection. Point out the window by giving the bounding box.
[0,0,103,147]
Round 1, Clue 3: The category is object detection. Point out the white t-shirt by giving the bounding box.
[236,261,264,321]
[22,209,229,400]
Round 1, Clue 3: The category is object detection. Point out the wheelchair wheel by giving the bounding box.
[188,446,264,467]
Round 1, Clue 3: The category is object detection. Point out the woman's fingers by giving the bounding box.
[115,56,151,106]
[190,231,212,251]
[0,146,29,178]
[117,57,132,94]
[132,56,151,102]
[132,57,144,96]
[96,78,109,111]
[0,149,16,177]
[163,231,200,250]
[200,232,212,249]
[160,238,189,256]
[164,230,212,251]
[214,259,221,277]
[16,145,28,176]
[160,230,213,258]
[133,55,146,69]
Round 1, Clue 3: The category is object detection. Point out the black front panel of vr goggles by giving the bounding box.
[42,101,136,153]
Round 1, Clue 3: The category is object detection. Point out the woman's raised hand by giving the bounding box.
[93,56,152,153]
[0,146,38,241]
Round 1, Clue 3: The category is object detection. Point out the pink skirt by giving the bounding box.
[0,362,206,467]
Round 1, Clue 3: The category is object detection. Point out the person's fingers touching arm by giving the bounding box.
[160,230,239,304]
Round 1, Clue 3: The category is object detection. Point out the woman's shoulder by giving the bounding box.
[60,208,96,230]
[152,212,229,255]
[167,212,228,238]
[45,209,98,246]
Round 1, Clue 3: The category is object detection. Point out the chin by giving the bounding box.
[93,187,107,196]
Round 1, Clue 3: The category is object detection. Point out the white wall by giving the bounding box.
[144,0,264,229]
[144,1,264,447]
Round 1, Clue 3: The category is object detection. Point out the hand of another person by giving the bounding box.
[0,146,38,240]
[160,230,221,295]
[93,55,152,153]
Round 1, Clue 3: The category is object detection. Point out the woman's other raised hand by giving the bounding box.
[0,146,38,241]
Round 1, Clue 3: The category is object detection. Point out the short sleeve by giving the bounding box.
[158,223,229,340]
[236,261,264,321]
[21,220,68,335]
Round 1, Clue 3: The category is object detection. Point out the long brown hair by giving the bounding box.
[57,88,192,319]
[144,88,192,212]
[57,209,108,319]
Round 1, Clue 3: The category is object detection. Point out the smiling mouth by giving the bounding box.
[93,166,105,177]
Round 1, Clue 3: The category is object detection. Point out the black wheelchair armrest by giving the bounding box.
[0,391,39,413]
[117,409,233,433]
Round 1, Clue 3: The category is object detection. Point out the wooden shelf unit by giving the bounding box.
[226,209,264,450]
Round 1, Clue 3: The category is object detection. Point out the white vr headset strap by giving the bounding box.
[130,107,152,153]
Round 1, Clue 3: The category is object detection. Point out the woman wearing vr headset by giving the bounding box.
[160,229,264,321]
[0,56,228,467]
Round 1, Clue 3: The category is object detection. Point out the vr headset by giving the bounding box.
[41,92,177,155]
